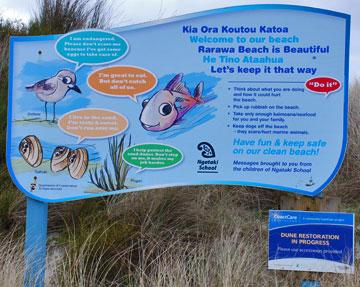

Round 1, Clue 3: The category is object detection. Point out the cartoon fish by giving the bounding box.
[68,148,89,180]
[139,73,204,131]
[50,146,71,172]
[19,135,43,167]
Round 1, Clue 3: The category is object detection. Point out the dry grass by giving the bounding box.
[1,198,360,287]
[325,80,360,205]
[0,233,24,287]
[29,0,113,35]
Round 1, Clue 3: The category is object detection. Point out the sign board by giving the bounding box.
[7,5,350,203]
[268,210,355,273]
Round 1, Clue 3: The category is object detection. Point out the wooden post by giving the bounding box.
[280,193,341,212]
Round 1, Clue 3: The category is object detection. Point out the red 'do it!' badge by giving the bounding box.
[305,77,341,97]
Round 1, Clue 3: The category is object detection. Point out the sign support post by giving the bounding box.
[280,193,341,212]
[24,197,48,287]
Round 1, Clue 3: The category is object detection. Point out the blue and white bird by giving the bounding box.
[26,69,81,122]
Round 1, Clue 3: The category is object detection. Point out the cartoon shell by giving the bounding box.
[67,148,88,179]
[51,146,71,172]
[18,135,43,167]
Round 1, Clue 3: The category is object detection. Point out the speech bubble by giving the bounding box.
[55,29,128,71]
[123,143,183,172]
[305,77,341,97]
[87,66,157,102]
[58,108,128,143]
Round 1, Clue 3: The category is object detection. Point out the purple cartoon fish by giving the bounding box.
[139,73,204,131]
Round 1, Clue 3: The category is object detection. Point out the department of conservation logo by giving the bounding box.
[197,142,219,174]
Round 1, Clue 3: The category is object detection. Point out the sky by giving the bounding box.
[0,0,359,79]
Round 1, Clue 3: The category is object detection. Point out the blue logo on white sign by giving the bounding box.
[268,210,354,274]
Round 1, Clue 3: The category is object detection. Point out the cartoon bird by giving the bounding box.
[139,73,204,131]
[26,69,81,122]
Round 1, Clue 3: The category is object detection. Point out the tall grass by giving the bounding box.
[51,225,124,286]
[0,18,27,175]
[1,194,360,286]
[0,232,24,287]
[29,0,113,35]
[89,135,132,191]
[327,80,360,205]
[0,17,28,89]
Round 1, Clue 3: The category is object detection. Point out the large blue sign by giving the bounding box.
[268,210,355,273]
[7,5,350,203]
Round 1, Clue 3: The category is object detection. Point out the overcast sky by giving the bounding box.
[1,0,359,79]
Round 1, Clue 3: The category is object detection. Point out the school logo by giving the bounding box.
[197,142,219,174]
[197,142,216,158]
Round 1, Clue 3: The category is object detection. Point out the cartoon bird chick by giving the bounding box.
[26,69,81,122]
